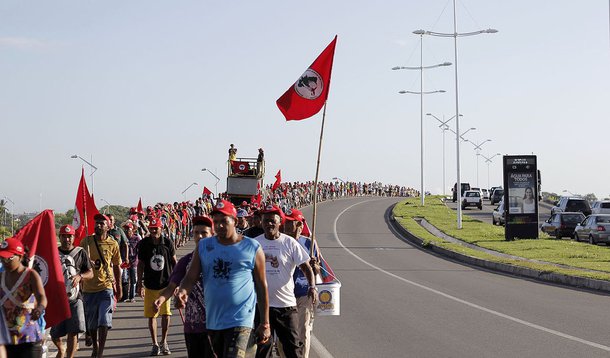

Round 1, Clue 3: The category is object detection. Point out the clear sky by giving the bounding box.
[2,1,609,213]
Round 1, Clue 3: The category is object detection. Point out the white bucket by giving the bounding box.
[315,280,341,316]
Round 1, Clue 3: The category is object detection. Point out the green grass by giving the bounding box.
[393,196,610,281]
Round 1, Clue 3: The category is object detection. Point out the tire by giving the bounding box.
[478,205,483,210]
[554,230,561,239]
[574,233,580,242]
[492,217,497,225]
[589,235,595,245]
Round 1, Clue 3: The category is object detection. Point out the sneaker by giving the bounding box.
[150,344,160,356]
[160,341,171,355]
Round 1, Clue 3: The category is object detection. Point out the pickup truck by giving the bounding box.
[461,190,483,210]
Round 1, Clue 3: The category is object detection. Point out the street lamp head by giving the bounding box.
[193,182,198,185]
[485,29,499,33]
[413,29,426,35]
[70,155,77,159]
[391,66,401,70]
[438,90,446,93]
[398,90,407,94]
[470,127,477,130]
[441,62,452,66]
[426,113,432,116]
[201,168,207,172]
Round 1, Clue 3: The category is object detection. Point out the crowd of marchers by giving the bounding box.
[0,179,417,358]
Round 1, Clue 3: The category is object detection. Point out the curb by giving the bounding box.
[388,205,610,294]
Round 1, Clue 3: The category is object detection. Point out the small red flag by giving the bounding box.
[13,210,71,328]
[203,187,212,196]
[137,198,143,214]
[231,161,251,174]
[272,170,282,191]
[277,36,337,121]
[72,169,99,246]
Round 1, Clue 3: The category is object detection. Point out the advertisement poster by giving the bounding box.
[507,172,537,214]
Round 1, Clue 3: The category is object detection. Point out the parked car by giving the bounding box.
[492,201,505,226]
[481,188,489,199]
[573,214,610,244]
[461,190,482,210]
[541,212,586,239]
[551,197,592,216]
[591,200,610,215]
[490,188,504,205]
[452,182,471,202]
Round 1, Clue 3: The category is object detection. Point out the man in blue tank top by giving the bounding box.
[176,200,270,358]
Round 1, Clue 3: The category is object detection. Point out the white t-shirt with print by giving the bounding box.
[254,233,309,308]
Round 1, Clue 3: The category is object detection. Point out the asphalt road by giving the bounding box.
[303,197,610,358]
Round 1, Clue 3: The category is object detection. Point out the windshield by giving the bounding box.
[466,192,479,197]
[563,214,585,223]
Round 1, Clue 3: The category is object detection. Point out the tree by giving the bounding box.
[584,193,598,203]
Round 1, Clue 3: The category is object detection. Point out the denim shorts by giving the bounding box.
[83,289,114,330]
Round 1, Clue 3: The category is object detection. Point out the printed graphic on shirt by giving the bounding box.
[60,254,79,300]
[265,253,279,268]
[263,249,281,275]
[213,258,231,280]
[150,255,165,271]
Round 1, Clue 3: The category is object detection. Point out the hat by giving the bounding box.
[129,207,137,214]
[261,204,285,223]
[129,214,139,222]
[94,213,110,224]
[122,222,134,230]
[211,200,237,218]
[284,208,305,223]
[59,225,75,236]
[237,209,249,218]
[192,216,214,230]
[0,238,25,258]
[148,218,162,228]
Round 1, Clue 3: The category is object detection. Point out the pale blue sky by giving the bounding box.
[1,1,609,213]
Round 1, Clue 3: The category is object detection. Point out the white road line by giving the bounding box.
[311,334,334,358]
[332,200,610,353]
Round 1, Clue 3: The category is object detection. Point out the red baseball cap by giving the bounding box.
[129,207,137,214]
[0,238,25,258]
[94,213,110,224]
[122,222,134,230]
[211,200,237,218]
[59,225,76,236]
[148,217,162,228]
[261,204,285,223]
[192,216,214,230]
[129,214,139,222]
[284,208,305,223]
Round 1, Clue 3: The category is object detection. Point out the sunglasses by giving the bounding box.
[1,255,17,262]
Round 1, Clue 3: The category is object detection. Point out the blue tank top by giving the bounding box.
[198,236,260,330]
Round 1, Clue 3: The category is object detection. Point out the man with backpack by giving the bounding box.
[51,224,94,358]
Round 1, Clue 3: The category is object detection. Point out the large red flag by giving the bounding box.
[277,36,338,121]
[13,210,71,327]
[72,169,99,246]
[231,161,251,174]
[272,170,282,191]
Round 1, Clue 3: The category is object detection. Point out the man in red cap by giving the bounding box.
[137,217,176,356]
[282,209,320,358]
[51,225,94,358]
[176,200,271,358]
[254,205,317,358]
[153,216,214,357]
[79,213,122,358]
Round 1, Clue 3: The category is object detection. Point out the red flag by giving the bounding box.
[277,36,338,121]
[13,210,70,327]
[203,187,212,196]
[137,198,143,214]
[272,170,282,191]
[72,169,99,246]
[231,161,251,174]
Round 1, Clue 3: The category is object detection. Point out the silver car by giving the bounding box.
[591,200,610,215]
[573,214,610,244]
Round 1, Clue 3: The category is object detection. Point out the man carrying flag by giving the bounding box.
[72,169,99,246]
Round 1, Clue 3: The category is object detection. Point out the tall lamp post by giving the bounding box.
[332,177,345,183]
[3,196,14,236]
[182,182,199,200]
[469,139,492,188]
[427,113,462,196]
[415,7,497,227]
[393,36,451,206]
[100,199,111,214]
[201,168,221,197]
[482,153,502,190]
[71,154,98,194]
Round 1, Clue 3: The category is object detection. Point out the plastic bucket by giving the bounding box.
[315,280,341,316]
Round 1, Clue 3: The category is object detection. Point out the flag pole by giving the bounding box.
[310,101,328,258]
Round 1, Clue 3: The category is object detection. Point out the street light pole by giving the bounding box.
[393,45,451,206]
[71,154,98,194]
[202,168,221,198]
[100,199,111,214]
[415,1,497,227]
[182,182,199,200]
[482,153,501,190]
[4,196,14,236]
[469,139,492,188]
[427,113,463,196]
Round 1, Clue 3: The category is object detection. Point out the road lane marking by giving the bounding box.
[333,200,610,353]
[311,334,334,358]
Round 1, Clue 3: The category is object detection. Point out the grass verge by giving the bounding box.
[392,196,610,281]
